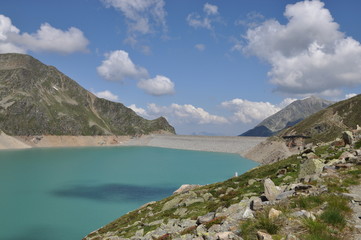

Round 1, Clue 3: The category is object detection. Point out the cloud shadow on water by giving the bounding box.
[51,183,176,203]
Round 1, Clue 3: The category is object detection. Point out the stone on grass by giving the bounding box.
[197,212,215,224]
[343,131,354,145]
[216,231,242,240]
[268,208,282,220]
[264,178,281,201]
[298,159,325,179]
[257,231,273,240]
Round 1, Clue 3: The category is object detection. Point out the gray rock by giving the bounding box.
[264,178,281,201]
[203,192,213,201]
[162,196,183,211]
[174,207,188,217]
[179,219,197,228]
[291,210,316,220]
[197,212,216,224]
[196,224,208,236]
[251,197,263,211]
[343,131,354,145]
[208,224,222,233]
[298,158,325,179]
[184,197,205,206]
[257,231,273,240]
[283,176,293,182]
[286,234,298,240]
[215,231,242,240]
[276,190,295,200]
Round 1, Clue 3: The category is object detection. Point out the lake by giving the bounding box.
[0,146,258,240]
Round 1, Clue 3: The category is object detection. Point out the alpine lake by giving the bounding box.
[0,146,258,240]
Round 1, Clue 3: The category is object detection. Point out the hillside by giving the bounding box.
[241,96,334,137]
[84,131,361,240]
[280,94,361,144]
[0,53,175,136]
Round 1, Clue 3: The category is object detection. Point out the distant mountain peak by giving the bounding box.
[240,97,334,137]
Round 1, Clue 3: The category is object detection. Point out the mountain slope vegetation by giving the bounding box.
[0,53,175,136]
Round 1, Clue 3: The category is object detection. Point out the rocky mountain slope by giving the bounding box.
[241,96,334,137]
[0,53,175,136]
[280,94,361,144]
[84,130,361,240]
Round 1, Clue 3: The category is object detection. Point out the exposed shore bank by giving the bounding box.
[0,133,266,162]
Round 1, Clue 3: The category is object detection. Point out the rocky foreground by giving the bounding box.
[84,130,361,240]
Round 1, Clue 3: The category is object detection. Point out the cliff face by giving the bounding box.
[0,53,175,136]
[241,96,334,137]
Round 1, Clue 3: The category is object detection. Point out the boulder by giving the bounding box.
[286,234,298,240]
[215,231,242,240]
[250,197,263,211]
[343,131,354,145]
[298,159,325,179]
[268,208,282,220]
[276,190,295,200]
[257,231,273,240]
[264,178,281,201]
[197,212,216,224]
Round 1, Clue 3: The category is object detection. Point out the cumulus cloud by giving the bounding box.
[0,14,88,54]
[204,3,218,15]
[97,50,148,81]
[242,0,361,97]
[345,93,357,99]
[128,104,149,117]
[195,44,206,51]
[102,0,167,42]
[221,98,297,123]
[187,3,220,30]
[130,103,228,124]
[137,75,175,96]
[94,90,119,102]
[97,49,175,96]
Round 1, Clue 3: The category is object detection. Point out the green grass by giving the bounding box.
[291,195,325,210]
[355,139,361,149]
[320,208,346,227]
[302,218,339,240]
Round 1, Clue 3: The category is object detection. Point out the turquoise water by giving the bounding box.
[0,146,258,240]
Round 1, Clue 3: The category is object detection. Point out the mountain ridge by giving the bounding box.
[0,53,175,136]
[241,96,334,137]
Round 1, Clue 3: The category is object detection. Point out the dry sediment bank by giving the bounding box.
[0,133,267,163]
[123,134,267,157]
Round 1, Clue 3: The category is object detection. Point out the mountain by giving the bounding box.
[0,53,175,136]
[240,96,334,137]
[280,94,361,143]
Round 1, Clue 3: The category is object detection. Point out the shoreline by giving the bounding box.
[0,133,267,162]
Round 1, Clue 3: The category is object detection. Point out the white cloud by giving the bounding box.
[204,3,218,15]
[221,98,298,123]
[195,44,206,51]
[278,98,298,108]
[345,93,357,99]
[137,75,175,96]
[102,0,167,38]
[187,3,220,30]
[97,50,148,81]
[132,103,228,124]
[0,14,88,54]
[128,104,149,117]
[242,0,361,97]
[94,90,119,102]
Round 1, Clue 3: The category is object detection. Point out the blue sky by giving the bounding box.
[1,0,361,135]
